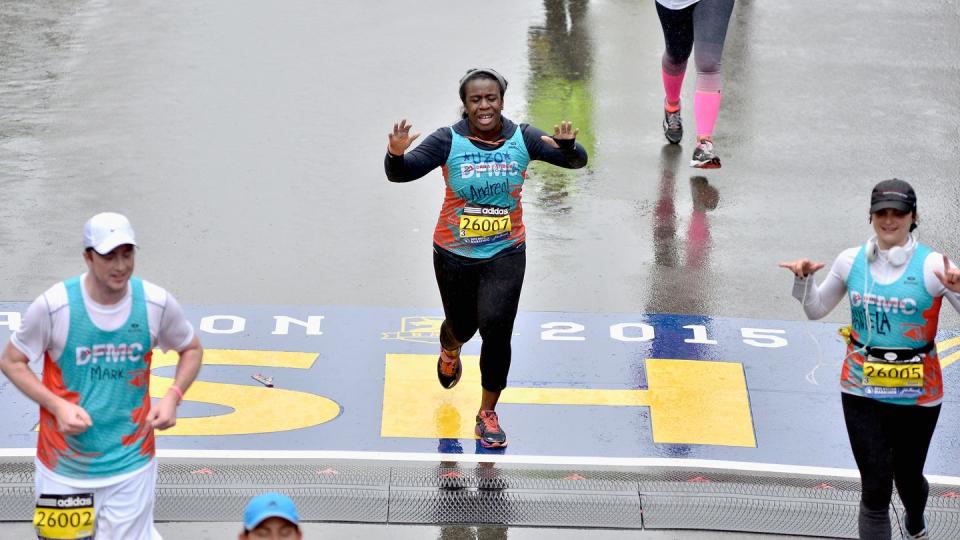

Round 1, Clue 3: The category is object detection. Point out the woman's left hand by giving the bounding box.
[541,120,579,148]
[934,254,960,293]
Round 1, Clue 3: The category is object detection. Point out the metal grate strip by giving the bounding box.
[2,458,960,538]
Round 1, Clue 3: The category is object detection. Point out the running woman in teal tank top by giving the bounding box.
[780,180,960,539]
[1,213,203,540]
[385,68,587,449]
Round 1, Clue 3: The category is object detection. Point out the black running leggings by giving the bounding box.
[841,393,941,539]
[655,0,735,92]
[433,246,525,393]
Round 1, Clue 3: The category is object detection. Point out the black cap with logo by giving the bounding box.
[870,178,917,214]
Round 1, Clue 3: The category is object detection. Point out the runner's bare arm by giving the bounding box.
[0,342,93,435]
[149,335,202,429]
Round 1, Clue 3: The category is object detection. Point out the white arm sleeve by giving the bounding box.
[156,292,195,352]
[790,249,855,320]
[923,252,960,313]
[10,295,52,364]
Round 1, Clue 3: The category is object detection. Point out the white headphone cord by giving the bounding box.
[801,245,877,386]
[801,267,848,386]
[861,231,917,352]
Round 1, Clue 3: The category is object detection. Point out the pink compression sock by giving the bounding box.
[662,68,685,109]
[694,90,722,139]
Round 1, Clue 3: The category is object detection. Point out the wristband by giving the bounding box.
[168,385,184,404]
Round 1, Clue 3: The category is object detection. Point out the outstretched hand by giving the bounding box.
[387,119,421,156]
[540,120,579,148]
[778,258,824,279]
[934,254,960,293]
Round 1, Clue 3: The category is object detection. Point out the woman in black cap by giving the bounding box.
[384,68,587,448]
[780,179,960,539]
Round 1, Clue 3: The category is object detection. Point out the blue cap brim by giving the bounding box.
[245,511,299,531]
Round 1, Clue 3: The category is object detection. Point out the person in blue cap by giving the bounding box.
[239,492,302,539]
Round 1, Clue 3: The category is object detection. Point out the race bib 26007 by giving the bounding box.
[459,205,511,245]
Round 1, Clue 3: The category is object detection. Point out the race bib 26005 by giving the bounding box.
[863,358,923,389]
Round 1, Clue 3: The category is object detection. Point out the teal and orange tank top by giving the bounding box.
[38,276,155,478]
[434,127,531,258]
[844,243,943,405]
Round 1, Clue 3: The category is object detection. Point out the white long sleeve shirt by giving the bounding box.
[792,246,960,320]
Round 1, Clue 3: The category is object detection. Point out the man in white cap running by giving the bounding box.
[0,212,203,540]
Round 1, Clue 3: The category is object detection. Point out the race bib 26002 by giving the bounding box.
[34,493,96,540]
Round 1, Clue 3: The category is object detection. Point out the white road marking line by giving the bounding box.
[2,447,958,486]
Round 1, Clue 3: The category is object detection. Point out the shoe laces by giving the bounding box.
[439,353,458,376]
[478,411,501,433]
[439,361,457,376]
[665,111,682,131]
[439,347,460,364]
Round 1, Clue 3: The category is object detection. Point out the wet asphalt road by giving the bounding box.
[2,0,959,537]
[2,0,958,325]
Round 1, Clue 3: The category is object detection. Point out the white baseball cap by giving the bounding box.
[83,212,138,255]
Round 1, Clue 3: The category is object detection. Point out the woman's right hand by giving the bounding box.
[387,119,421,156]
[778,259,824,278]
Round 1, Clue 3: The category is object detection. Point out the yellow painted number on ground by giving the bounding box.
[151,349,340,436]
[381,354,756,447]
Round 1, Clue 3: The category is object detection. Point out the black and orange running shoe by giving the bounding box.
[475,410,507,448]
[437,348,462,389]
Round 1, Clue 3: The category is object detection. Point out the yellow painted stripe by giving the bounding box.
[381,354,755,447]
[502,387,650,406]
[937,337,960,369]
[150,349,339,436]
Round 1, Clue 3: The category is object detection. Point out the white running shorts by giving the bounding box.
[35,459,162,540]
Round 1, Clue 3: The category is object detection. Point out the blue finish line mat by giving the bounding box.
[1,304,958,479]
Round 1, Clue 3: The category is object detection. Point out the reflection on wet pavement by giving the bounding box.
[647,144,720,315]
[525,0,594,212]
[1,0,957,325]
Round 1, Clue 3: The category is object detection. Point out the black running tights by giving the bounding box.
[433,246,525,393]
[841,393,940,539]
